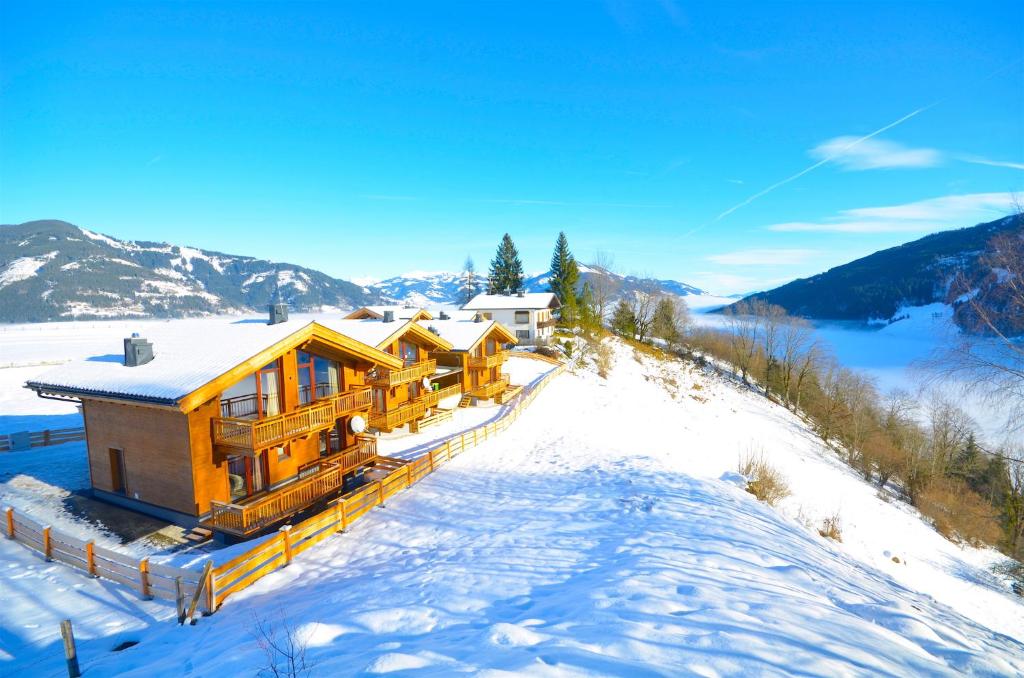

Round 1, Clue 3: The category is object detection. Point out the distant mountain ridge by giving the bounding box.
[0,220,372,322]
[368,265,707,306]
[731,214,1023,328]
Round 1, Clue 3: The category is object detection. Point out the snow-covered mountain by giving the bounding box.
[369,265,710,307]
[0,220,372,322]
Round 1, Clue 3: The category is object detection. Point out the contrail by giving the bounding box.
[711,105,933,224]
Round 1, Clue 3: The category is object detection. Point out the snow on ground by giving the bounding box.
[3,332,1022,676]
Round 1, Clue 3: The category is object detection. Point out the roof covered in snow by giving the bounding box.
[462,292,560,311]
[26,315,403,407]
[417,318,515,351]
[344,305,432,320]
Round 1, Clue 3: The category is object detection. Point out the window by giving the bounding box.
[399,340,418,366]
[276,445,290,461]
[514,311,529,324]
[108,448,126,494]
[516,329,530,340]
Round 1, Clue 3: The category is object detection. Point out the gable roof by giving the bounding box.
[462,292,560,311]
[27,317,404,411]
[417,318,517,352]
[344,305,433,321]
[329,318,453,352]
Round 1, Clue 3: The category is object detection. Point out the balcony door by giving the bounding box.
[227,453,269,502]
[221,360,282,419]
[486,338,496,355]
[298,351,342,405]
[399,340,418,366]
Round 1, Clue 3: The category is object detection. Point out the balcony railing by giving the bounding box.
[367,359,437,388]
[537,318,557,329]
[468,350,509,369]
[421,383,462,408]
[213,387,372,453]
[208,437,377,536]
[471,375,510,399]
[369,399,426,432]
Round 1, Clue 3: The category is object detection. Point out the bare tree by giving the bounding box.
[252,611,316,678]
[925,207,1024,432]
[778,316,815,409]
[588,250,621,324]
[724,301,763,385]
[629,277,660,342]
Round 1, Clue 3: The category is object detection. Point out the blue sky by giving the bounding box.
[1,1,1021,294]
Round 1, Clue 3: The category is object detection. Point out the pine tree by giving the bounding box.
[577,280,599,330]
[460,256,480,305]
[548,232,579,299]
[611,299,637,338]
[488,233,525,295]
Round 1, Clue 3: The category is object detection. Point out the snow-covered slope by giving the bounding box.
[1,326,1021,675]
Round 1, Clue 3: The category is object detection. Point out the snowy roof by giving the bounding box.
[26,315,402,407]
[344,305,432,320]
[417,318,513,351]
[462,292,559,310]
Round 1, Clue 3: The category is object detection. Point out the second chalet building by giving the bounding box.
[26,306,523,540]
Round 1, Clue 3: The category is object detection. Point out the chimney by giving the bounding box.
[439,311,450,320]
[123,333,154,367]
[268,303,289,325]
[427,325,440,335]
[382,310,395,323]
[517,290,525,298]
[473,313,483,323]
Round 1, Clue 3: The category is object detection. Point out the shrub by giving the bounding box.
[737,451,791,506]
[594,342,614,379]
[915,477,1002,547]
[818,512,843,542]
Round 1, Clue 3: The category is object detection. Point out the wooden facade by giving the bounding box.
[430,322,519,404]
[35,322,406,538]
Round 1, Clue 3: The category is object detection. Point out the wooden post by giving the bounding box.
[138,558,152,599]
[205,567,216,614]
[429,450,435,473]
[406,464,412,488]
[445,440,451,461]
[60,619,80,678]
[340,499,349,532]
[175,577,186,625]
[280,526,293,566]
[43,526,53,561]
[85,541,96,576]
[43,429,51,446]
[377,481,385,508]
[186,561,213,624]
[5,506,13,539]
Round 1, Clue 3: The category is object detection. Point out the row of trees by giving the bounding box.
[685,299,1023,558]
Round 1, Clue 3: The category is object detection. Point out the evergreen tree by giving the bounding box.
[488,233,525,295]
[651,297,684,346]
[460,256,480,305]
[577,281,599,330]
[548,231,580,327]
[611,299,637,338]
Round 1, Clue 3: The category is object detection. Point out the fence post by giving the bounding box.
[43,429,51,446]
[280,526,293,566]
[138,558,152,599]
[445,440,451,461]
[5,506,13,539]
[175,576,186,624]
[186,561,213,624]
[60,619,80,678]
[43,526,52,561]
[205,568,216,614]
[85,541,96,576]
[340,499,349,532]
[406,464,412,488]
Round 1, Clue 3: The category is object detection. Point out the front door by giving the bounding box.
[109,448,126,494]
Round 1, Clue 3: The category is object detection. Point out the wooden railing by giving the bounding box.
[421,383,462,408]
[468,350,509,369]
[1,427,86,453]
[537,318,558,329]
[208,437,378,536]
[213,387,372,453]
[367,359,436,387]
[472,375,510,399]
[369,399,427,431]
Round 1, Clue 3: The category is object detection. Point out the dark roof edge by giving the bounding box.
[25,381,180,407]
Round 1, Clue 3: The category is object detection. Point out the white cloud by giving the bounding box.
[810,136,942,170]
[767,192,1020,233]
[706,248,819,266]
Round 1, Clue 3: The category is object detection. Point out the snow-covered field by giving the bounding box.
[2,317,1022,676]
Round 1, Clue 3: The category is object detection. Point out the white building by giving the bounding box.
[462,292,560,345]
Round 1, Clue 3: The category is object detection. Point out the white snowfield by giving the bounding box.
[2,331,1022,676]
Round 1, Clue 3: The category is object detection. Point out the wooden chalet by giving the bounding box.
[421,315,524,406]
[25,310,436,539]
[344,305,433,322]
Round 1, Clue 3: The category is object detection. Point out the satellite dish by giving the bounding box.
[422,376,432,390]
[349,415,367,434]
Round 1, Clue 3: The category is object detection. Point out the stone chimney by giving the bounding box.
[123,333,154,367]
[268,303,289,325]
[383,310,395,323]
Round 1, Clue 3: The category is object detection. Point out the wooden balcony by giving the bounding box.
[472,375,510,399]
[213,387,372,453]
[369,399,427,432]
[421,383,462,408]
[537,318,557,329]
[468,350,509,369]
[207,437,378,537]
[367,359,436,388]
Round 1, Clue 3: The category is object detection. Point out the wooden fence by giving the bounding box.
[3,355,566,621]
[0,427,86,453]
[208,360,566,612]
[3,506,210,618]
